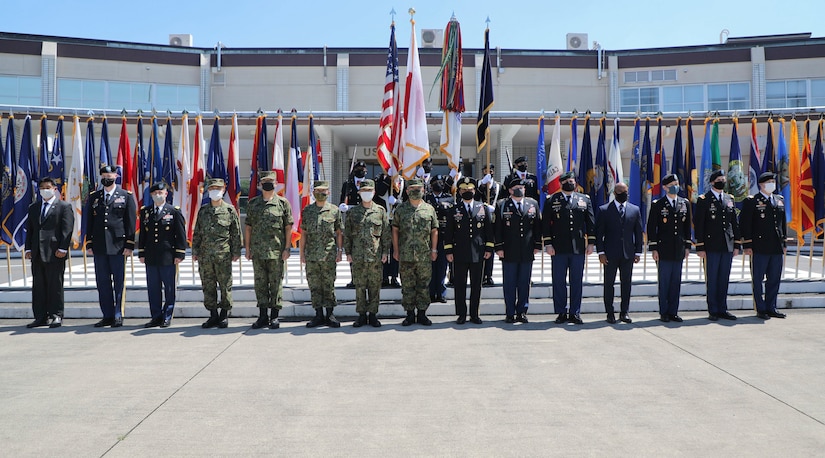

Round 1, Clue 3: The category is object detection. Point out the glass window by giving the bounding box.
[621,87,659,113]
[664,69,678,81]
[811,79,825,107]
[0,76,41,105]
[663,85,703,112]
[624,72,637,83]
[620,88,640,112]
[767,80,807,108]
[708,82,750,110]
[636,72,650,82]
[651,70,664,81]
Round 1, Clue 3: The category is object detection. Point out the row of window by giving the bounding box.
[624,69,678,84]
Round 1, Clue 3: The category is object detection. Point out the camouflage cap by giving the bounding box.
[407,178,424,187]
[259,171,277,180]
[359,179,375,189]
[313,180,330,189]
[206,178,225,188]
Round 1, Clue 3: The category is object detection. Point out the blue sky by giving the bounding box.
[2,0,823,50]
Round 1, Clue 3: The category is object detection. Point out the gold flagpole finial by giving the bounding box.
[409,8,415,20]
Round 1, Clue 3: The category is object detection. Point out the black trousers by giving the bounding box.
[31,256,67,321]
[603,255,634,314]
[453,261,484,318]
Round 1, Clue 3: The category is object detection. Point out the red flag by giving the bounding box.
[377,22,401,175]
[116,117,134,209]
[798,119,815,236]
[187,116,205,243]
[227,114,241,210]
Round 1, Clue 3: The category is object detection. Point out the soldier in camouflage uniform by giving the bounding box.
[245,171,294,329]
[300,180,344,328]
[392,178,439,326]
[343,179,390,328]
[192,178,242,329]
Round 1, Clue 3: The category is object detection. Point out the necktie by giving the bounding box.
[619,203,624,217]
[566,195,571,206]
[105,193,112,205]
[517,202,522,213]
[466,204,471,214]
[41,203,49,222]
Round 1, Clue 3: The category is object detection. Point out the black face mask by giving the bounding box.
[562,182,576,192]
[512,188,524,197]
[516,164,528,172]
[431,182,444,193]
[713,181,726,190]
[423,165,432,173]
[101,178,115,187]
[614,192,628,203]
[261,182,275,192]
[461,191,475,201]
[354,169,366,179]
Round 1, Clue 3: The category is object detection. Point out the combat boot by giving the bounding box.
[269,308,280,329]
[217,309,229,328]
[202,309,220,328]
[353,313,367,328]
[251,307,269,329]
[368,312,382,327]
[401,310,416,326]
[417,309,432,326]
[306,308,325,328]
[325,307,341,328]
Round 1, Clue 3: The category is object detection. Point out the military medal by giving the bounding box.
[477,222,482,228]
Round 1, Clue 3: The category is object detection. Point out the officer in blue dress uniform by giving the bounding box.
[543,171,595,325]
[426,174,454,303]
[740,172,787,320]
[138,182,186,328]
[494,178,542,323]
[85,165,136,328]
[694,169,741,321]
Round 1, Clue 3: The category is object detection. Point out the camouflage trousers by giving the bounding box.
[198,256,234,311]
[306,261,337,309]
[400,261,431,311]
[353,261,382,314]
[252,258,284,309]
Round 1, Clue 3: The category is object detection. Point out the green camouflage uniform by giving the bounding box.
[344,203,390,314]
[392,200,439,311]
[192,200,242,311]
[245,194,294,309]
[300,202,342,310]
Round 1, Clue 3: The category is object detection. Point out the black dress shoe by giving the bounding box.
[445,281,453,288]
[269,318,280,329]
[49,316,63,328]
[568,314,583,325]
[505,315,515,323]
[756,312,771,320]
[768,311,786,319]
[619,313,632,324]
[251,317,269,329]
[26,318,49,328]
[144,318,162,328]
[112,317,123,328]
[381,279,390,287]
[606,313,617,324]
[669,315,683,323]
[160,319,171,328]
[516,313,529,323]
[390,278,401,288]
[94,318,115,328]
[554,313,567,324]
[345,281,355,288]
[707,314,719,321]
[660,314,671,322]
[469,317,483,324]
[719,311,737,320]
[482,278,494,286]
[456,316,466,325]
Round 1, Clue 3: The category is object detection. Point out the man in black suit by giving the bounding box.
[595,182,643,324]
[24,177,74,328]
[647,174,693,322]
[503,156,540,201]
[138,182,186,328]
[444,177,494,324]
[694,169,741,321]
[741,172,787,320]
[85,165,136,328]
[543,171,595,325]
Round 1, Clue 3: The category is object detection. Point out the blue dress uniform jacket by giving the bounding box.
[647,196,693,260]
[85,187,136,255]
[740,193,786,254]
[138,204,187,265]
[494,197,543,262]
[542,192,596,254]
[443,200,494,262]
[694,191,741,253]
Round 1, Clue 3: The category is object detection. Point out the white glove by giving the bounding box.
[388,195,397,205]
[480,174,492,185]
[338,203,349,213]
[416,167,425,177]
[449,168,458,178]
[486,204,495,212]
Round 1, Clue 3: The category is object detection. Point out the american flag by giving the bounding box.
[376,22,400,176]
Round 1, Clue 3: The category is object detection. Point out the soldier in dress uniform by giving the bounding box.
[138,182,186,328]
[741,172,787,320]
[245,171,294,329]
[85,165,136,328]
[476,163,503,286]
[647,174,693,322]
[694,169,741,321]
[344,179,391,327]
[191,178,242,329]
[426,174,454,303]
[543,171,595,325]
[494,178,543,323]
[503,156,540,201]
[444,177,493,324]
[300,180,344,329]
[392,178,439,326]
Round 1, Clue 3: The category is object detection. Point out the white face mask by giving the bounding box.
[208,190,224,201]
[359,191,375,202]
[763,182,776,194]
[39,188,55,200]
[151,194,166,204]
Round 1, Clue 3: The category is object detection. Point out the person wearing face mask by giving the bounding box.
[740,172,787,320]
[85,165,137,328]
[339,161,368,288]
[476,164,502,286]
[375,173,401,288]
[191,178,242,329]
[694,169,741,321]
[425,175,454,304]
[343,179,391,327]
[647,175,692,323]
[595,182,643,324]
[444,177,493,324]
[24,177,74,329]
[138,182,186,328]
[543,171,595,325]
[392,178,440,326]
[416,158,434,192]
[495,179,543,323]
[245,171,294,329]
[503,156,539,201]
[300,181,344,328]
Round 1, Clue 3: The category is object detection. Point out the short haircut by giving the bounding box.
[38,177,57,187]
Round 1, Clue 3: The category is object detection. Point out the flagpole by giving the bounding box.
[83,241,89,286]
[5,246,11,286]
[809,230,815,279]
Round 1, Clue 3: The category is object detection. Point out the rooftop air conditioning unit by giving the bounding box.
[169,34,193,47]
[421,29,443,48]
[566,33,588,50]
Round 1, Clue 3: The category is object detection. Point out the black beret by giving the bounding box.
[354,161,367,168]
[514,156,528,164]
[709,169,725,181]
[758,172,775,183]
[559,171,576,181]
[433,174,447,182]
[100,165,117,175]
[485,163,495,170]
[507,178,526,188]
[149,182,166,192]
[662,174,678,186]
[422,157,432,164]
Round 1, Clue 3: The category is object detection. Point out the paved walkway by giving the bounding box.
[1,310,823,456]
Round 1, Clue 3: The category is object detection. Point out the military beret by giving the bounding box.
[559,171,576,181]
[662,174,678,186]
[100,165,117,175]
[206,178,225,188]
[259,171,277,180]
[433,174,447,182]
[457,177,477,189]
[359,179,375,189]
[709,169,725,181]
[758,172,775,183]
[514,156,528,164]
[484,163,495,170]
[149,182,166,192]
[422,157,432,164]
[354,161,367,168]
[407,178,424,187]
[313,180,330,189]
[507,178,526,188]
